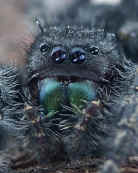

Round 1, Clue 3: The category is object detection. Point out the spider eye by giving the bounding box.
[51,47,67,64]
[90,47,99,55]
[40,43,49,53]
[70,47,86,64]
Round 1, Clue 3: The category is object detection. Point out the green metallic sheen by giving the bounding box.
[68,81,96,109]
[40,79,96,115]
[40,79,64,114]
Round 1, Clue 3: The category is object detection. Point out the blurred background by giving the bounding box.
[0,0,120,64]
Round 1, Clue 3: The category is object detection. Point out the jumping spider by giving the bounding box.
[0,0,138,173]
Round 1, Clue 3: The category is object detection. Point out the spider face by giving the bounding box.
[14,26,134,164]
[0,0,138,172]
[28,26,128,105]
[27,27,108,116]
[0,5,138,173]
[0,25,135,172]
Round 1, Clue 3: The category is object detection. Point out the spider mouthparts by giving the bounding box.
[39,78,97,114]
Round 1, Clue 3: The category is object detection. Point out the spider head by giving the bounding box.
[20,26,135,165]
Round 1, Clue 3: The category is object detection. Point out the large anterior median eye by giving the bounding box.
[40,79,64,114]
[70,47,86,64]
[51,46,67,64]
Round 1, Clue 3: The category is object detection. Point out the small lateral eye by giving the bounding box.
[51,46,67,64]
[90,47,99,55]
[40,43,49,53]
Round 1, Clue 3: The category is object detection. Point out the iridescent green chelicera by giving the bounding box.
[40,79,96,116]
[40,79,65,114]
[68,81,96,109]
